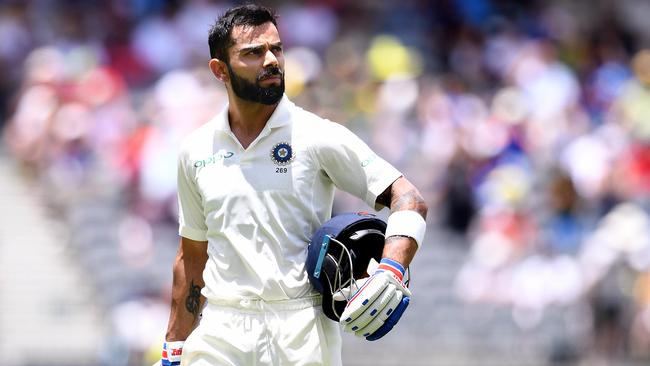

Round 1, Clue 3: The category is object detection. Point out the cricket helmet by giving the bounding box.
[306,212,386,321]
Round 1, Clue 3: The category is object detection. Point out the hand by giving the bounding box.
[160,341,184,366]
[337,258,411,341]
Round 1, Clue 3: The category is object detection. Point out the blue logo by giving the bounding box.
[271,142,294,166]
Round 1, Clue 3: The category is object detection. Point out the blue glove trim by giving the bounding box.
[365,296,410,341]
[378,258,405,275]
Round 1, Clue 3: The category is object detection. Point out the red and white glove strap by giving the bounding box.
[375,258,405,282]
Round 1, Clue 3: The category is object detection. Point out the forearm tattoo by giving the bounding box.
[385,235,414,244]
[392,188,427,217]
[185,280,202,317]
[377,180,427,219]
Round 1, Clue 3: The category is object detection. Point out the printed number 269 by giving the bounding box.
[276,167,288,173]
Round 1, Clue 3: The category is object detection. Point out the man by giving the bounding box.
[159,4,427,366]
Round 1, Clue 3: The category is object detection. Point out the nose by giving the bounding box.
[263,49,278,67]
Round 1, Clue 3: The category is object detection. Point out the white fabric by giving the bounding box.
[181,296,342,366]
[384,210,427,248]
[176,95,402,302]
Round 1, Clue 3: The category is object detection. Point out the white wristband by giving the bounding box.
[384,210,426,248]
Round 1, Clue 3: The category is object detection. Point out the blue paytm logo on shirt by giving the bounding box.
[193,150,234,168]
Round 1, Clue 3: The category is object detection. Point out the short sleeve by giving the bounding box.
[312,121,402,210]
[177,150,208,241]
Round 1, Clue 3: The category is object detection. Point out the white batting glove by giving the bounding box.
[159,341,184,366]
[338,258,411,340]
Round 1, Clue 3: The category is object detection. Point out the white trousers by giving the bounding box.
[181,295,342,366]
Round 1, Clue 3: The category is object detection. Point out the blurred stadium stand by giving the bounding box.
[0,152,105,365]
[1,0,650,365]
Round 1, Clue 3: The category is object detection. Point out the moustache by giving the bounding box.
[258,67,283,81]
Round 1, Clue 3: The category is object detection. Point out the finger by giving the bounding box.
[340,275,387,322]
[332,290,347,302]
[355,291,403,337]
[366,257,379,275]
[332,278,368,301]
[382,269,412,298]
[343,283,396,333]
[399,281,412,297]
[340,275,389,325]
[366,296,411,341]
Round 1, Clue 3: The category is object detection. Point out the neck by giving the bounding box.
[227,92,279,149]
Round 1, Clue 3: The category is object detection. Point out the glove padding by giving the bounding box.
[336,258,411,340]
[159,341,184,366]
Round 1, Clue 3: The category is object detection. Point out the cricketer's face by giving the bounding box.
[225,22,285,105]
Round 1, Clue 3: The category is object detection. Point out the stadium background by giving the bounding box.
[0,0,649,365]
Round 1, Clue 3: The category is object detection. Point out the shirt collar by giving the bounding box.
[213,94,293,132]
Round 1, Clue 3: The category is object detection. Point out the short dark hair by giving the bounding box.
[208,4,278,63]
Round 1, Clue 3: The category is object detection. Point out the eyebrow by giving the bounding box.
[239,42,283,54]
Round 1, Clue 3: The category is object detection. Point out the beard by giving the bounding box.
[227,64,285,105]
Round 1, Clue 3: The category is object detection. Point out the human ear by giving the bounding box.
[209,59,229,83]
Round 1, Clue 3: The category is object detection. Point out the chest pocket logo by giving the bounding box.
[270,142,294,166]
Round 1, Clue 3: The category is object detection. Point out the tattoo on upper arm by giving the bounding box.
[185,280,202,316]
[376,178,428,218]
[391,188,428,219]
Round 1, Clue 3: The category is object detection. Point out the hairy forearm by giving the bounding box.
[165,239,208,341]
[377,177,428,266]
[382,236,418,268]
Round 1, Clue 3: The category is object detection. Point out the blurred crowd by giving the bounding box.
[1,0,650,365]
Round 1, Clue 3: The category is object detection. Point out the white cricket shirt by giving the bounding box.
[177,95,402,302]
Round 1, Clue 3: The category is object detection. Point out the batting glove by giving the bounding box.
[337,258,411,341]
[159,341,184,366]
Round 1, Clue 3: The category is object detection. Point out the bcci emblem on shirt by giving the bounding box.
[271,142,294,166]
